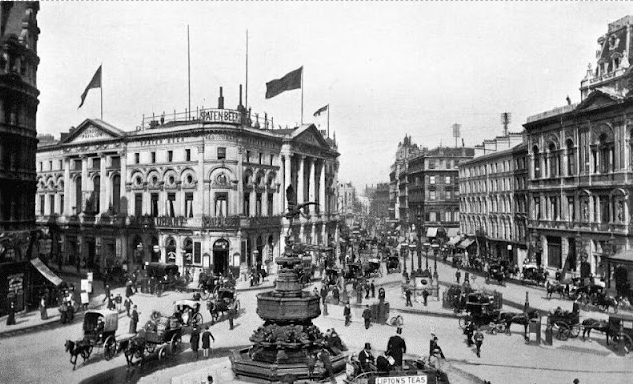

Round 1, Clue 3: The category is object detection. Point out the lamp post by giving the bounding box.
[417,207,422,272]
[424,242,431,271]
[432,243,440,273]
[409,243,415,273]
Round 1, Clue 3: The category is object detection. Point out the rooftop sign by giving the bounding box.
[199,109,242,124]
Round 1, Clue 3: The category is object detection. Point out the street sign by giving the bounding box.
[376,375,427,384]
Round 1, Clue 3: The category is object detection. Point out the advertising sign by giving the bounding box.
[375,376,427,384]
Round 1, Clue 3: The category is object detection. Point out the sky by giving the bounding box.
[36,1,633,192]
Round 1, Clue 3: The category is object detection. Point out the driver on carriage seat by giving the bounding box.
[554,306,563,316]
[95,317,105,342]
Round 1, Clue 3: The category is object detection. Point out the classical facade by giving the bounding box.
[524,15,633,281]
[458,134,527,265]
[36,94,340,277]
[0,2,40,262]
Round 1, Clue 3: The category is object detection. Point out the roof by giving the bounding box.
[608,249,633,264]
[457,239,474,249]
[446,228,460,238]
[426,228,438,237]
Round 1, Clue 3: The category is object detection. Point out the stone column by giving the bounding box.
[319,160,326,215]
[237,147,244,216]
[262,189,269,217]
[120,151,128,215]
[297,155,305,205]
[100,155,108,214]
[250,190,256,216]
[308,157,316,204]
[63,158,71,215]
[197,145,205,217]
[283,153,292,211]
[81,156,88,213]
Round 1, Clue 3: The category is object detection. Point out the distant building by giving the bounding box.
[366,183,390,219]
[36,88,340,277]
[388,135,419,234]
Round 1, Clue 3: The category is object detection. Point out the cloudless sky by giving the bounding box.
[36,1,633,191]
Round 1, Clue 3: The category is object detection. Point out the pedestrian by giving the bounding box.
[102,284,110,303]
[228,303,236,330]
[474,329,484,357]
[59,300,68,324]
[318,349,336,384]
[344,303,352,326]
[125,282,133,298]
[115,293,122,312]
[6,300,16,326]
[422,289,429,306]
[370,280,375,298]
[376,351,392,372]
[190,326,200,359]
[358,342,375,372]
[124,296,132,317]
[305,351,316,378]
[313,287,319,297]
[201,325,215,358]
[378,286,386,302]
[362,305,371,329]
[455,268,461,284]
[465,321,475,346]
[430,333,445,360]
[573,379,579,384]
[322,296,329,316]
[320,285,328,305]
[405,288,413,307]
[39,296,48,320]
[387,327,407,369]
[357,283,363,304]
[365,281,370,299]
[129,305,139,333]
[332,286,340,305]
[107,294,116,311]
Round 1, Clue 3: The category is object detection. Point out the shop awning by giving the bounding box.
[31,258,63,286]
[457,239,475,249]
[446,236,462,246]
[608,250,633,264]
[426,228,438,237]
[446,228,460,238]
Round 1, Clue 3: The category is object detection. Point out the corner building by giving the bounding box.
[36,99,340,277]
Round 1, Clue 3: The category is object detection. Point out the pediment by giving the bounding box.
[61,119,124,144]
[291,125,330,149]
[575,89,622,112]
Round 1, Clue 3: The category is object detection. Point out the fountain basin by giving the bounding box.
[256,291,321,322]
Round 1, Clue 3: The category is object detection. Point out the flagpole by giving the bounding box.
[327,104,330,138]
[187,25,191,120]
[245,29,249,111]
[100,64,103,120]
[300,67,304,125]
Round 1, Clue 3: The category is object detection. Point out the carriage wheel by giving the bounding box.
[193,313,203,327]
[571,324,581,338]
[170,334,182,355]
[103,337,116,361]
[555,323,570,341]
[157,346,167,360]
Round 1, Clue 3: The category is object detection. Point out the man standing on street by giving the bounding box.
[362,305,371,329]
[190,325,200,360]
[405,288,413,307]
[130,305,139,333]
[201,325,215,358]
[474,329,484,358]
[344,303,352,326]
[455,268,461,284]
[228,303,236,330]
[422,289,429,306]
[465,321,475,346]
[370,280,375,298]
[387,327,407,370]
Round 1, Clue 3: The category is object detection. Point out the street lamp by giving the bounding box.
[417,207,422,271]
[432,243,440,273]
[423,242,431,271]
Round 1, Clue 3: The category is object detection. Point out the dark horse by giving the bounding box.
[594,294,619,313]
[546,282,566,299]
[500,309,540,338]
[64,339,92,370]
[581,318,612,343]
[118,335,146,367]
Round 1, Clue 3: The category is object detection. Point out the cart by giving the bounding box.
[549,308,581,341]
[386,254,401,274]
[207,287,240,323]
[608,313,633,354]
[363,258,383,278]
[82,309,120,361]
[173,299,204,327]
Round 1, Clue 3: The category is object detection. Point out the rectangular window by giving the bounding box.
[93,158,100,170]
[243,193,250,216]
[428,160,436,169]
[185,193,194,218]
[445,176,451,184]
[60,194,64,215]
[49,161,52,170]
[567,197,575,222]
[166,193,176,217]
[59,160,63,170]
[246,151,251,163]
[446,189,452,200]
[151,152,156,163]
[168,150,173,162]
[430,176,436,185]
[150,193,159,217]
[40,195,45,215]
[111,156,120,169]
[186,149,191,162]
[430,190,436,201]
[445,211,451,222]
[429,211,437,221]
[267,193,274,216]
[134,193,143,217]
[39,162,42,171]
[135,153,140,164]
[217,147,226,160]
[256,193,262,216]
[270,154,274,165]
[49,195,55,215]
[194,242,202,265]
[215,193,227,217]
[600,198,609,223]
[259,153,263,164]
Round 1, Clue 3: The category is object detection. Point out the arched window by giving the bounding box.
[532,146,541,178]
[599,133,615,174]
[548,143,559,177]
[112,175,121,213]
[566,139,576,176]
[166,237,177,264]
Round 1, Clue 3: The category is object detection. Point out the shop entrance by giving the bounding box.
[213,239,230,275]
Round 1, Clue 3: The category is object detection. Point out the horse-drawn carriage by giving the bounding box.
[549,307,581,341]
[64,309,122,370]
[521,264,548,286]
[485,264,506,286]
[458,292,504,332]
[347,357,450,384]
[344,262,363,280]
[362,258,383,278]
[207,287,240,323]
[120,311,184,366]
[323,267,340,287]
[173,299,204,327]
[386,254,401,274]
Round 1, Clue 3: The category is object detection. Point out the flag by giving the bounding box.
[78,65,102,108]
[265,67,302,99]
[313,104,328,117]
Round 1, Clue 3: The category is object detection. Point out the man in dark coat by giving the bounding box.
[358,343,375,372]
[387,327,407,368]
[6,301,16,326]
[362,305,371,329]
[320,285,328,305]
[228,304,236,330]
[201,325,215,358]
[465,321,475,346]
[102,284,110,303]
[332,286,340,305]
[376,352,392,372]
[370,281,375,298]
[474,330,484,358]
[129,305,139,333]
[190,326,200,359]
[405,288,413,307]
[318,349,336,384]
[344,303,352,326]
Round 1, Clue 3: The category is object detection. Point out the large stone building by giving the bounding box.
[36,90,340,278]
[459,134,527,265]
[0,2,41,316]
[366,183,390,219]
[523,15,633,284]
[388,135,419,223]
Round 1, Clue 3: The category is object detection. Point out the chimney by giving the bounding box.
[238,84,243,109]
[218,87,224,109]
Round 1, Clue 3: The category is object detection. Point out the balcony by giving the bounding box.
[248,215,282,228]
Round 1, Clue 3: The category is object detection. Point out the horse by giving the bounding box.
[594,294,619,313]
[500,309,539,338]
[64,339,92,370]
[581,318,610,342]
[119,335,146,367]
[546,282,566,299]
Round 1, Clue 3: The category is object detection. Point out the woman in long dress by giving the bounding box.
[39,296,48,320]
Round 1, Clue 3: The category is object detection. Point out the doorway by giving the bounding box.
[86,239,96,269]
[213,239,230,275]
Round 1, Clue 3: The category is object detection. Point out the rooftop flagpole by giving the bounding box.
[187,25,191,120]
[245,29,249,111]
[327,104,330,138]
[100,63,103,120]
[300,67,304,125]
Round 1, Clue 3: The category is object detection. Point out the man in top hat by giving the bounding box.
[362,305,372,329]
[129,305,139,333]
[387,327,407,369]
[358,342,375,372]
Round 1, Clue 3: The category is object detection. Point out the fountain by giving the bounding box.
[230,195,347,382]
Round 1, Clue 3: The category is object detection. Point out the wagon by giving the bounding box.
[521,264,548,286]
[386,255,401,274]
[140,316,183,360]
[458,293,502,331]
[485,264,505,286]
[173,299,204,328]
[82,309,120,361]
[608,313,633,353]
[323,268,339,287]
[549,308,581,340]
[363,258,383,278]
[207,287,240,323]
